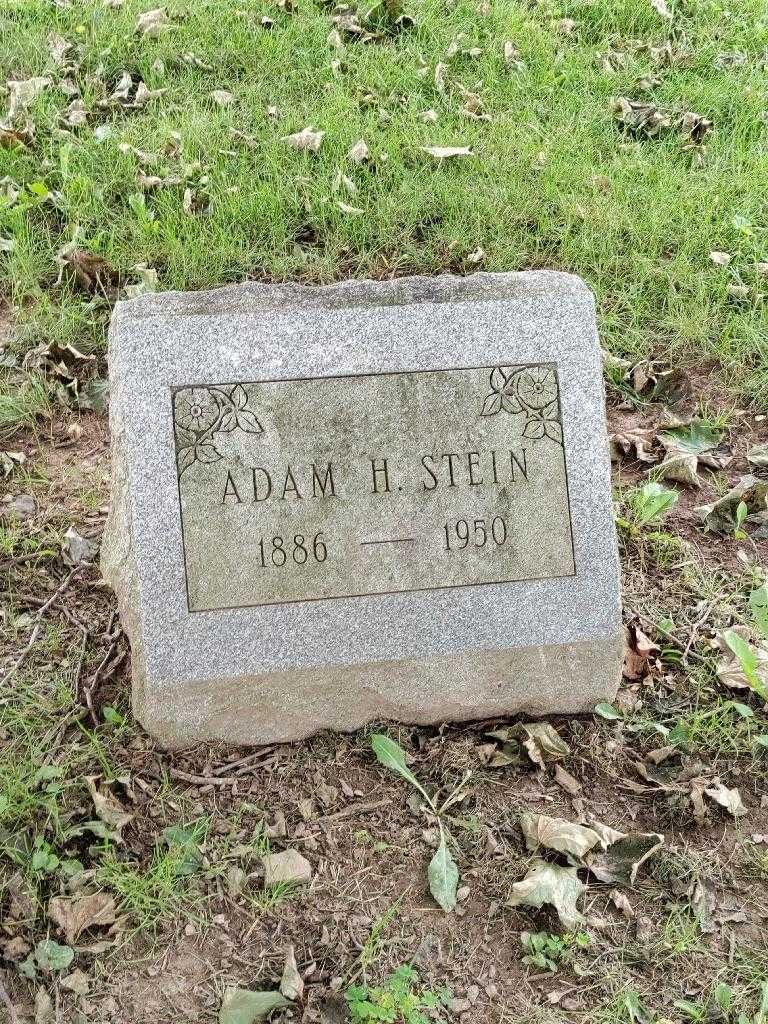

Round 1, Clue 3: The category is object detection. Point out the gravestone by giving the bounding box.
[103,272,622,747]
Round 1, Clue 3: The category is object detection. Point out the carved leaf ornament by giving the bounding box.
[481,365,563,445]
[174,385,263,477]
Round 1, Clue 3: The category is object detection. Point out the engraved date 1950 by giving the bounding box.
[443,516,509,551]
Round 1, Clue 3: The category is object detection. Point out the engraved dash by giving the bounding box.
[360,537,416,546]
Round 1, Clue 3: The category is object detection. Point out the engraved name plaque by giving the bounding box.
[173,364,575,612]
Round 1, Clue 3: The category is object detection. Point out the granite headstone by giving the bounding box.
[103,272,622,746]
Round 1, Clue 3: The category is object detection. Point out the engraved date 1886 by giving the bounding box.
[257,532,328,568]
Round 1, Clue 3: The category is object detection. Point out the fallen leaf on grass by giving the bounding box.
[60,969,89,996]
[715,628,768,697]
[48,893,116,946]
[57,248,120,295]
[280,946,303,1001]
[219,987,291,1024]
[507,860,585,930]
[705,781,747,817]
[4,77,52,123]
[520,722,570,766]
[348,139,369,164]
[698,475,768,534]
[485,722,569,768]
[124,264,158,299]
[520,813,601,859]
[99,73,165,110]
[336,201,363,215]
[428,835,459,912]
[421,145,473,159]
[0,451,25,477]
[613,97,671,137]
[553,764,582,795]
[210,89,235,106]
[623,622,658,680]
[85,778,133,838]
[657,421,730,486]
[62,525,99,565]
[62,100,88,128]
[136,8,171,36]
[610,889,635,918]
[709,250,731,266]
[282,126,324,152]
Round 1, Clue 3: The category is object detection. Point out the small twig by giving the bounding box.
[0,550,57,569]
[169,767,242,787]
[317,798,392,823]
[82,626,125,723]
[53,600,90,700]
[0,969,20,1024]
[682,591,726,661]
[211,746,277,776]
[0,567,80,693]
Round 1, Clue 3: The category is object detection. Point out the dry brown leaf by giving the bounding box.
[585,830,664,885]
[336,201,363,215]
[136,8,172,37]
[282,126,324,152]
[262,849,312,885]
[609,428,657,463]
[210,89,235,106]
[507,860,585,930]
[59,248,120,295]
[553,764,582,795]
[86,777,133,837]
[348,139,369,164]
[609,889,635,918]
[280,945,304,1001]
[705,781,747,817]
[613,97,672,136]
[5,77,52,123]
[62,99,88,128]
[48,893,116,945]
[421,145,473,159]
[520,812,601,859]
[709,250,731,266]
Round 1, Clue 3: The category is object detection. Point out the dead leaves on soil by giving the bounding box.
[508,860,586,931]
[481,721,570,769]
[219,987,292,1024]
[511,809,664,928]
[48,893,116,946]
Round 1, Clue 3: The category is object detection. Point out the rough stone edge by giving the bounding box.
[100,333,150,725]
[112,270,592,323]
[139,634,622,749]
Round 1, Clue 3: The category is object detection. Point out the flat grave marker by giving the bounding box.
[103,272,622,746]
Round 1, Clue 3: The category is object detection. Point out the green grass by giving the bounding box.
[98,819,210,931]
[1,0,767,402]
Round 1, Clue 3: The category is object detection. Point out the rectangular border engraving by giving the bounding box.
[172,364,576,612]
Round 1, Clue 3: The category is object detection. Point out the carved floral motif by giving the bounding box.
[173,384,263,478]
[481,364,563,445]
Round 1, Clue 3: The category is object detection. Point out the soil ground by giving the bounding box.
[1,378,768,1024]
